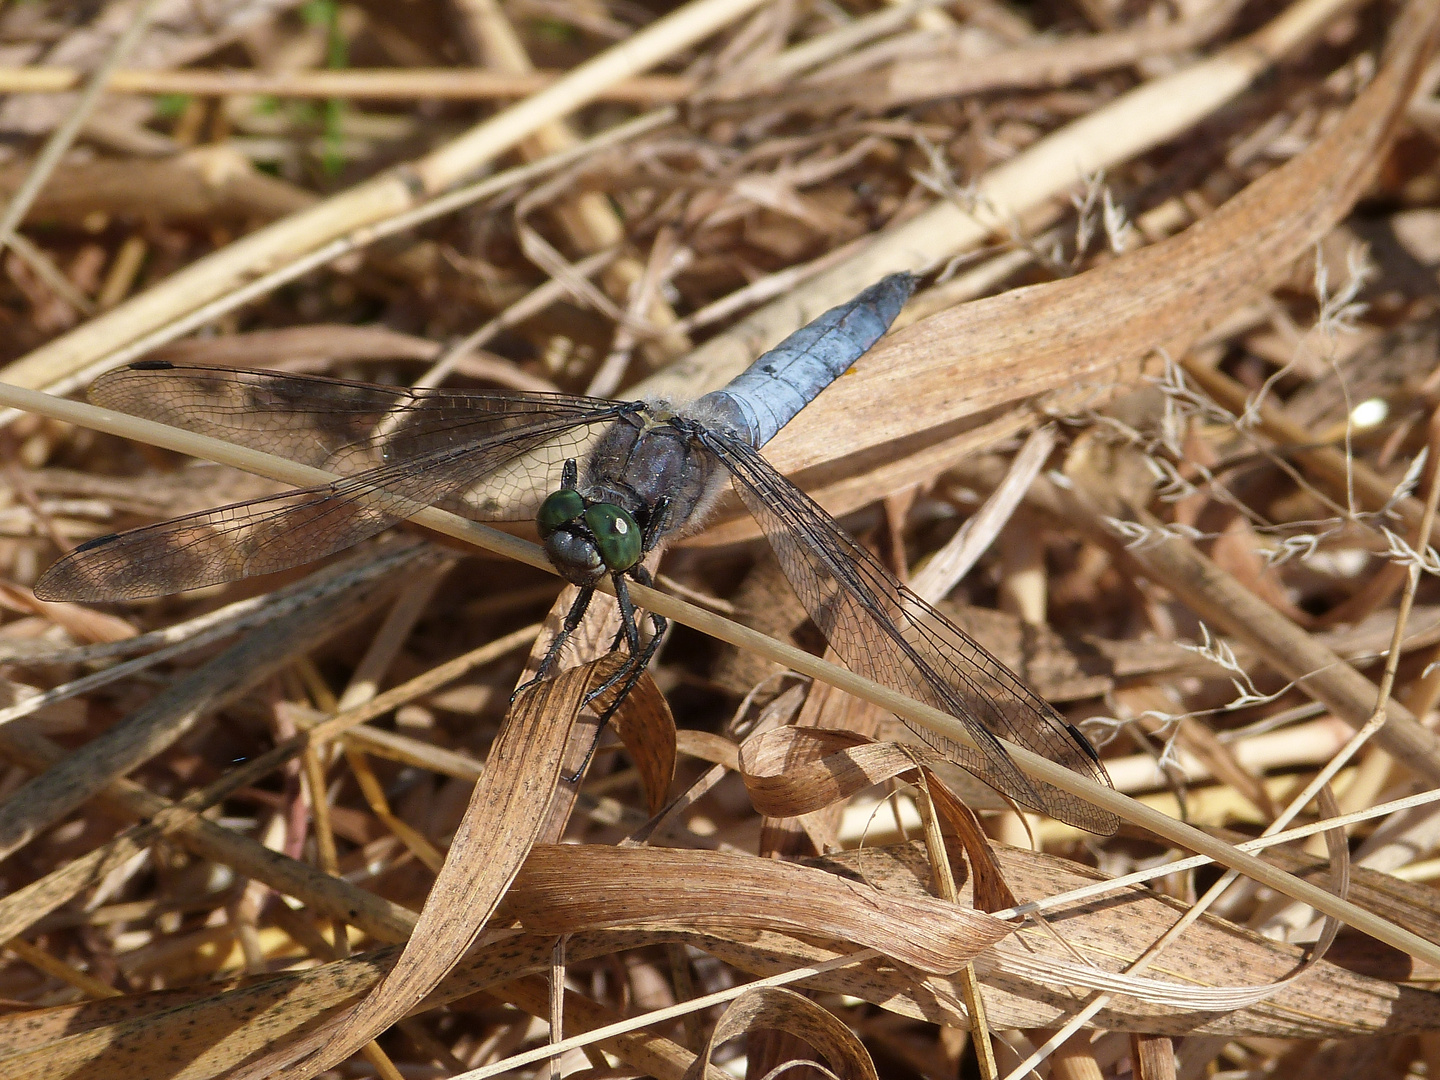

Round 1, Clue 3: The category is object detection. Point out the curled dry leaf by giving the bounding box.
[922,774,1019,914]
[683,986,878,1080]
[740,725,910,818]
[603,664,678,817]
[507,843,1012,975]
[739,726,1017,910]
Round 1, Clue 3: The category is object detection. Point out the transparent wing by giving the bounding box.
[38,367,636,601]
[90,362,621,517]
[698,428,1118,834]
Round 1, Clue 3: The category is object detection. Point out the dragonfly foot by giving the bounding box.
[510,671,545,703]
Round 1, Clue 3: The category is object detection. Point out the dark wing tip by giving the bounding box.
[128,360,175,371]
[1066,722,1105,765]
[35,532,182,603]
[72,532,120,554]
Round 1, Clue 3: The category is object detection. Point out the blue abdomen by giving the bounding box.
[693,273,915,448]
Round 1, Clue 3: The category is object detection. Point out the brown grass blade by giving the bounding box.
[2,581,138,644]
[507,843,1012,974]
[815,844,1440,1036]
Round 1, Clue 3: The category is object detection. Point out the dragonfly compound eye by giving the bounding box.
[583,503,642,572]
[536,488,586,539]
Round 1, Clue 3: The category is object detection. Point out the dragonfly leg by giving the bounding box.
[512,583,595,701]
[587,568,666,705]
[564,568,667,783]
[627,566,669,677]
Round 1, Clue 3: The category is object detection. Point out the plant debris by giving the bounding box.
[2,1,1440,1077]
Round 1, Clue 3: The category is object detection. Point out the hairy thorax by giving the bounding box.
[580,401,733,541]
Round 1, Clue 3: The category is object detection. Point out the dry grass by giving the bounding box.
[1,0,1440,1077]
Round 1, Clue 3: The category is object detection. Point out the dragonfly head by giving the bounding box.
[536,488,643,585]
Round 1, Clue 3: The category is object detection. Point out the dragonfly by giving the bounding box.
[35,273,1117,834]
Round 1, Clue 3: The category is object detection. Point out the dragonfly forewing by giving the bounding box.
[91,363,623,512]
[35,407,631,602]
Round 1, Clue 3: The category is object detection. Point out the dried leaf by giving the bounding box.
[683,986,878,1080]
[606,668,678,816]
[508,843,1012,975]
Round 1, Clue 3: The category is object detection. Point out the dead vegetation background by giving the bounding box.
[0,0,1439,1076]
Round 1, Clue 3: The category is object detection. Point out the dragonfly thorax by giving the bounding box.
[582,410,727,535]
[536,487,643,585]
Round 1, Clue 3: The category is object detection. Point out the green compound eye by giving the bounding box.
[536,488,585,539]
[584,503,642,571]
